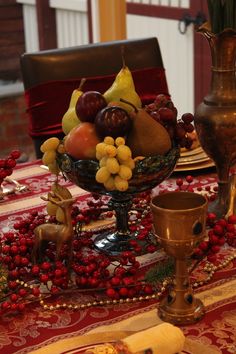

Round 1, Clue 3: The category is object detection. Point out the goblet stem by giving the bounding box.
[175,259,189,293]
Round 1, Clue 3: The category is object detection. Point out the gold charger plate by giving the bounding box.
[177,152,210,165]
[180,146,203,157]
[175,159,215,172]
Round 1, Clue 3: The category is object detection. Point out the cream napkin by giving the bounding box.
[87,322,185,354]
[123,322,185,354]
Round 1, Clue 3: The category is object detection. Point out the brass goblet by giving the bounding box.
[151,191,208,325]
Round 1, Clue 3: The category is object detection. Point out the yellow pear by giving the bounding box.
[62,78,86,135]
[103,58,141,113]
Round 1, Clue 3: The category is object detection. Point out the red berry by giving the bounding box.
[0,169,7,179]
[111,276,121,286]
[209,234,219,245]
[119,287,128,297]
[207,213,217,221]
[10,150,21,159]
[144,285,153,295]
[211,245,220,253]
[5,158,16,168]
[106,288,117,299]
[19,288,27,297]
[207,254,217,263]
[228,214,236,224]
[10,245,18,255]
[17,303,25,311]
[213,225,224,236]
[226,224,235,232]
[40,274,49,283]
[199,241,209,251]
[32,287,40,296]
[21,257,29,266]
[1,301,11,310]
[5,168,13,176]
[10,293,19,302]
[32,265,40,275]
[185,175,193,184]
[54,269,63,278]
[176,178,183,187]
[0,159,5,168]
[41,262,51,271]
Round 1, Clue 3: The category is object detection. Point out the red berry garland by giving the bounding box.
[0,150,21,187]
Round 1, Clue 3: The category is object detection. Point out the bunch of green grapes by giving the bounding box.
[40,137,65,174]
[95,136,135,192]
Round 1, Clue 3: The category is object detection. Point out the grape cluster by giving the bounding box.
[145,94,194,149]
[0,150,21,186]
[95,136,135,192]
[40,137,65,174]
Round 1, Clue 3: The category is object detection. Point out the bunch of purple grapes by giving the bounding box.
[145,94,194,149]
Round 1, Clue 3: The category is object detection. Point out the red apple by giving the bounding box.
[64,122,101,160]
[76,91,107,122]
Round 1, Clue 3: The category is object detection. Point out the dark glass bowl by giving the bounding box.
[57,147,180,255]
[57,146,180,198]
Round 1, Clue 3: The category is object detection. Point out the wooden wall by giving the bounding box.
[0,0,25,82]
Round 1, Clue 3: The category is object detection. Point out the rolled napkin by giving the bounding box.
[86,323,185,354]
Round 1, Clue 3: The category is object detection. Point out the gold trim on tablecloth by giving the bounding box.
[0,185,86,215]
[28,278,236,354]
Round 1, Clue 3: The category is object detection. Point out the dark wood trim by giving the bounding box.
[36,0,57,50]
[87,0,93,43]
[127,3,192,20]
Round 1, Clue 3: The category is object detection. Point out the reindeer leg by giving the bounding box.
[55,240,62,260]
[32,235,40,264]
[67,239,73,280]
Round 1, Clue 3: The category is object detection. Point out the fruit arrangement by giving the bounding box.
[41,61,194,191]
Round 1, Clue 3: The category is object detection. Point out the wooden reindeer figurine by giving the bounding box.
[32,191,75,265]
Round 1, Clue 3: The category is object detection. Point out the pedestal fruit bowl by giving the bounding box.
[41,61,195,255]
[57,146,179,255]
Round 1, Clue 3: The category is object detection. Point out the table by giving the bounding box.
[0,161,235,354]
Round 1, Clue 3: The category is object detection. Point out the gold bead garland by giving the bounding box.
[12,252,235,311]
[192,252,236,288]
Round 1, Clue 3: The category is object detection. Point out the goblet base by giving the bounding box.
[158,296,205,325]
[94,231,137,256]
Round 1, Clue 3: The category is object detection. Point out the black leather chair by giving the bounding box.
[20,37,168,158]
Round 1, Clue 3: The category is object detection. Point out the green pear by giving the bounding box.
[104,61,141,113]
[62,78,86,135]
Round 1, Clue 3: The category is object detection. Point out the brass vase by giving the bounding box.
[194,26,236,218]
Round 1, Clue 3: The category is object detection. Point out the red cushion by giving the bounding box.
[24,67,169,137]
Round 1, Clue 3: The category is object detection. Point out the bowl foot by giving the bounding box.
[93,231,136,256]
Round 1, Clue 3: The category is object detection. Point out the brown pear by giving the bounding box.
[124,100,172,157]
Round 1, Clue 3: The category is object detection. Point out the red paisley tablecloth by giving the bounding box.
[0,161,235,354]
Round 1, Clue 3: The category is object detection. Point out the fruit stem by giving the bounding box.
[120,98,138,113]
[78,77,86,91]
